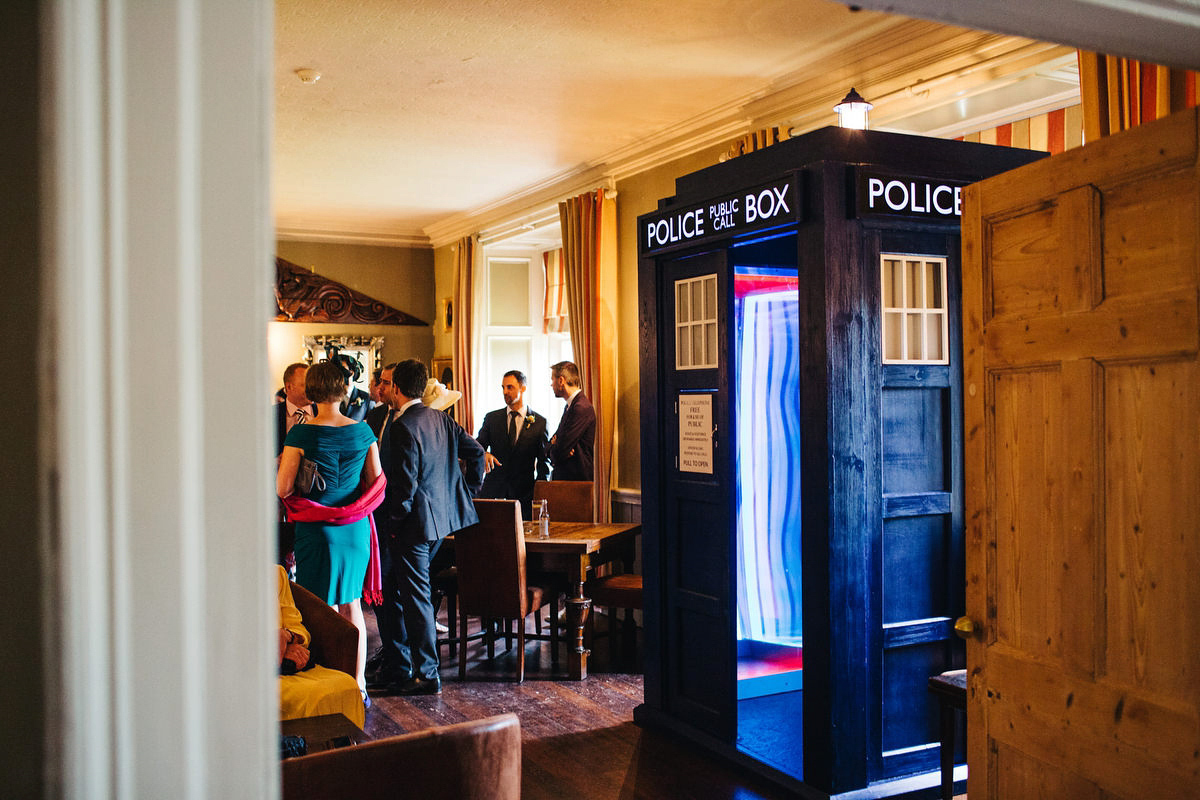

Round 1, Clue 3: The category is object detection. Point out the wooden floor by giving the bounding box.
[362,607,794,799]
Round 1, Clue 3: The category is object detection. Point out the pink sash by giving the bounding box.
[282,473,387,605]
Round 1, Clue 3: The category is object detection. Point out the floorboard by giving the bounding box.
[361,606,793,799]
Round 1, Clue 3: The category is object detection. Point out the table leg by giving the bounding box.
[565,580,592,680]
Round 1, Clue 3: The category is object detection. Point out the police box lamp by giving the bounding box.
[834,88,873,130]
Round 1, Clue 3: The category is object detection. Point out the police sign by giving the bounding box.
[854,169,968,221]
[640,176,801,255]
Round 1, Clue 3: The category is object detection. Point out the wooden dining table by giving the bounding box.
[522,519,641,680]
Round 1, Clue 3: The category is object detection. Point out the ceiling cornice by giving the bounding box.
[275,226,432,249]
[424,167,614,249]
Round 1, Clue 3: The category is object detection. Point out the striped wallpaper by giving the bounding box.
[957,104,1084,154]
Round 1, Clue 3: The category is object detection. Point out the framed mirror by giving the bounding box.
[303,334,385,396]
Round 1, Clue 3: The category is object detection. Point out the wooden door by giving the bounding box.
[659,247,737,739]
[962,108,1200,798]
[871,230,967,780]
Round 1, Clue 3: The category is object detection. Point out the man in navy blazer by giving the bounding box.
[548,360,595,481]
[476,370,549,518]
[374,359,485,695]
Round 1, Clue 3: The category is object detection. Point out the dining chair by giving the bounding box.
[532,480,594,522]
[584,572,643,664]
[531,480,594,636]
[432,564,459,658]
[455,499,555,682]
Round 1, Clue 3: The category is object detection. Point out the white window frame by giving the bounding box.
[675,274,719,370]
[477,245,573,434]
[880,254,949,365]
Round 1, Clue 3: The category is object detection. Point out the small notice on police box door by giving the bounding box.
[678,393,713,474]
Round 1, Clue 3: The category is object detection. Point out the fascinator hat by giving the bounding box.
[421,378,462,411]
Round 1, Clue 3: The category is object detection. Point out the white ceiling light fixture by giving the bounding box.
[834,87,873,130]
[294,68,322,84]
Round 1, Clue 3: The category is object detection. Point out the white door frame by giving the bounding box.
[43,0,276,796]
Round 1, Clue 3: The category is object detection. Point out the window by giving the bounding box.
[881,255,948,364]
[675,274,718,370]
[478,246,573,433]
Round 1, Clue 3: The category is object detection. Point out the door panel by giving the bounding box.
[659,248,735,739]
[963,109,1200,799]
[873,231,965,780]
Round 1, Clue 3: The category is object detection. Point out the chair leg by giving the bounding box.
[517,623,526,683]
[625,608,639,663]
[487,619,496,660]
[504,618,513,650]
[549,601,559,665]
[619,607,636,664]
[447,591,458,658]
[535,608,542,635]
[432,587,446,660]
[459,607,469,681]
[584,605,596,651]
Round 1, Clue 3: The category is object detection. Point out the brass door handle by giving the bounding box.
[954,616,976,639]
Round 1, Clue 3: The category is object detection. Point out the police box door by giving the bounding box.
[658,246,736,739]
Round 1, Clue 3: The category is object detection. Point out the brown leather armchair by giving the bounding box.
[289,579,357,678]
[282,713,522,800]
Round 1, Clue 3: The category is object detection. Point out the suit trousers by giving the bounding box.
[378,535,442,681]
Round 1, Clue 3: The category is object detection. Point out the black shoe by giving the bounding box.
[367,668,411,691]
[389,675,442,696]
[365,646,386,672]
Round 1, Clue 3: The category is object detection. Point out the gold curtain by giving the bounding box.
[542,248,568,334]
[1079,51,1199,141]
[452,234,478,434]
[558,188,618,523]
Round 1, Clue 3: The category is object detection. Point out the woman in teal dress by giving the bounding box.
[277,360,382,697]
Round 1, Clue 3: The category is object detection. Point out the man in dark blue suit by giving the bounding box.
[374,359,485,695]
[548,360,595,481]
[476,370,549,518]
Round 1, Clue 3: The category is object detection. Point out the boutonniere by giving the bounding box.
[524,413,536,430]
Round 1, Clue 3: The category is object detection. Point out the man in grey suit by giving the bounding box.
[374,359,485,695]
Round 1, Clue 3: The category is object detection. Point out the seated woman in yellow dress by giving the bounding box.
[277,565,365,728]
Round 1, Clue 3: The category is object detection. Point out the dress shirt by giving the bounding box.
[397,398,422,417]
[285,400,310,434]
[507,403,527,443]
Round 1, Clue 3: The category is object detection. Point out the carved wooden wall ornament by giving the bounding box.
[274,256,428,325]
